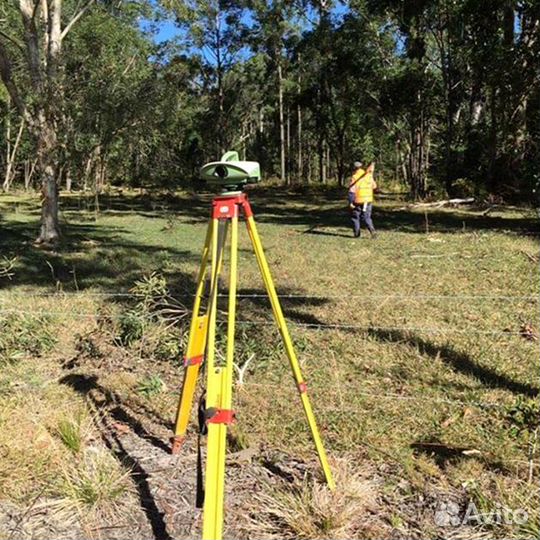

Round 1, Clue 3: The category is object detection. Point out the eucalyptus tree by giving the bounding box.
[164,0,248,157]
[245,0,301,183]
[63,8,156,193]
[0,0,98,242]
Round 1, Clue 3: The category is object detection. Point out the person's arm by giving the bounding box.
[348,175,356,207]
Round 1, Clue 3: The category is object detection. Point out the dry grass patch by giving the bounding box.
[244,459,386,539]
[47,448,132,524]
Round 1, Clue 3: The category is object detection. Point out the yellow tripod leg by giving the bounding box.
[245,215,336,490]
[172,315,209,452]
[172,220,213,453]
[202,216,238,540]
[172,217,230,453]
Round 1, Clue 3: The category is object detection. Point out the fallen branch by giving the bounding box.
[520,250,539,264]
[400,198,475,210]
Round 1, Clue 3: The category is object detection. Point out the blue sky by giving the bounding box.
[139,19,180,43]
[140,1,350,44]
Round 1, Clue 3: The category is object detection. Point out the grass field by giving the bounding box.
[0,187,538,539]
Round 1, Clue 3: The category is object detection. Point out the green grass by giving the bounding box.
[0,187,537,538]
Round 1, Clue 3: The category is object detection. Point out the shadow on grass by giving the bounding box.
[369,328,539,397]
[59,373,173,540]
[0,188,535,293]
[303,229,354,239]
[0,216,198,292]
[251,197,536,234]
[410,440,511,473]
[13,188,534,236]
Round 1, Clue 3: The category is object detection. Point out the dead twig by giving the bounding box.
[520,250,539,264]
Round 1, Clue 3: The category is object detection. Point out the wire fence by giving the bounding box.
[0,290,537,301]
[239,381,507,411]
[0,290,535,470]
[0,306,534,337]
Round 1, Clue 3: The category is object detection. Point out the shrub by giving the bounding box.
[136,374,165,397]
[117,310,145,346]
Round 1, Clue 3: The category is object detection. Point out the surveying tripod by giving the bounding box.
[171,191,335,540]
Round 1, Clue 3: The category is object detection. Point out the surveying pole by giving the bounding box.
[171,153,335,540]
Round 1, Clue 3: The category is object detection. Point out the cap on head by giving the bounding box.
[353,161,363,169]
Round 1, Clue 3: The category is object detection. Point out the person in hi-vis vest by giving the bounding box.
[348,161,377,238]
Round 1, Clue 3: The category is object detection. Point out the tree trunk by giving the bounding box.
[65,168,72,192]
[336,131,345,186]
[296,62,303,183]
[24,159,36,190]
[277,62,286,184]
[4,115,25,191]
[36,119,60,243]
[318,135,326,184]
[286,105,291,184]
[487,86,498,192]
[297,99,302,183]
[4,99,11,190]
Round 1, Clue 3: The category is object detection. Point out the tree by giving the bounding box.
[0,0,97,242]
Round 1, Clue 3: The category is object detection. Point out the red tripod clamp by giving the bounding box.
[205,407,235,425]
[211,193,253,220]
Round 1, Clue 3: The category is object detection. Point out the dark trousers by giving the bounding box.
[351,203,375,236]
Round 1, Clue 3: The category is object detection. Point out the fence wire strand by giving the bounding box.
[0,290,537,301]
[0,307,532,337]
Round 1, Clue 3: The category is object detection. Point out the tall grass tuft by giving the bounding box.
[52,449,131,522]
[245,459,382,539]
[55,412,92,454]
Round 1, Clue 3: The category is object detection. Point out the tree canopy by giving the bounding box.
[1,0,539,239]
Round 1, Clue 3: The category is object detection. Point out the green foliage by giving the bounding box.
[56,415,86,454]
[3,0,538,200]
[0,314,56,364]
[136,374,165,397]
[117,310,145,346]
[452,178,476,198]
[131,272,168,310]
[505,397,540,438]
[155,335,181,362]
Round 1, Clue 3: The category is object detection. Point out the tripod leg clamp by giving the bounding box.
[205,407,235,425]
[184,354,204,367]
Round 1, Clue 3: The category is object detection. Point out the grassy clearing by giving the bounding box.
[0,188,537,538]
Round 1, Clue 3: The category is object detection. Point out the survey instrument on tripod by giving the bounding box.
[172,152,335,540]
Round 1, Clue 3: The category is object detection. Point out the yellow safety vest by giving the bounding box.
[349,168,365,189]
[353,172,374,204]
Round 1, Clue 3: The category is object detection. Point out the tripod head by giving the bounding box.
[200,151,261,192]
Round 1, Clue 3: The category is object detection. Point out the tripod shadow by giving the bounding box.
[60,373,171,452]
[59,374,173,540]
[368,328,539,397]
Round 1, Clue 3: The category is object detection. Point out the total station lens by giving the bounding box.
[215,165,228,178]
